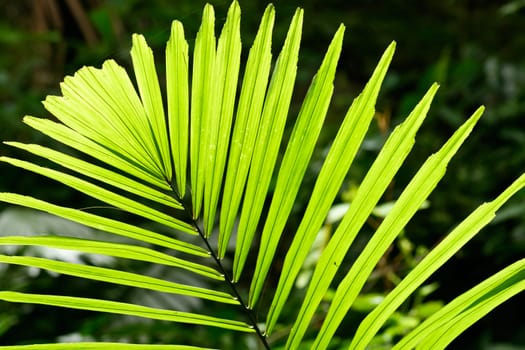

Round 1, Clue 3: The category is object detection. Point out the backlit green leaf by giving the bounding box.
[5,142,181,209]
[242,23,344,287]
[218,4,275,256]
[0,292,253,333]
[166,20,189,197]
[0,236,221,280]
[0,193,205,256]
[0,255,237,304]
[0,344,213,350]
[0,157,195,234]
[352,174,525,350]
[285,81,438,345]
[263,41,397,329]
[312,107,484,348]
[131,34,172,180]
[203,1,242,237]
[190,4,216,219]
[395,258,525,349]
[22,117,169,190]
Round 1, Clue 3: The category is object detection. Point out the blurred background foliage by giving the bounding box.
[0,0,524,349]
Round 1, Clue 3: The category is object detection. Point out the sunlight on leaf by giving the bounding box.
[0,1,523,349]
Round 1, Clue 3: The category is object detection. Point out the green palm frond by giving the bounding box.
[0,1,523,349]
[0,344,209,350]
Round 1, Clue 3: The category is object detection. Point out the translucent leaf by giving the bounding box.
[233,7,303,270]
[0,344,213,350]
[5,142,181,209]
[311,107,484,348]
[190,4,216,218]
[218,4,275,255]
[0,157,195,235]
[396,259,525,349]
[351,173,525,350]
[264,41,397,331]
[0,292,253,333]
[0,236,221,280]
[0,193,205,256]
[203,1,242,236]
[131,34,172,180]
[166,20,189,197]
[241,23,344,286]
[0,255,238,304]
[285,57,439,347]
[22,117,169,190]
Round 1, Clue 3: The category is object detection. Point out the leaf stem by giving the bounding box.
[172,183,270,349]
[194,220,271,349]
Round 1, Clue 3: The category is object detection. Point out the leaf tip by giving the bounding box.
[335,23,346,37]
[203,3,215,17]
[131,33,145,44]
[469,105,485,124]
[170,20,184,34]
[229,0,241,12]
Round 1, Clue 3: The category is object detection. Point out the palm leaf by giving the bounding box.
[234,7,303,273]
[0,156,193,234]
[203,1,241,237]
[394,258,525,350]
[0,236,221,280]
[0,345,210,350]
[218,4,275,256]
[245,22,344,292]
[0,255,236,304]
[263,40,399,328]
[5,142,180,208]
[267,79,438,335]
[166,20,189,198]
[190,3,216,219]
[308,106,484,348]
[0,292,252,332]
[352,173,525,350]
[0,193,205,255]
[0,1,523,349]
[21,116,169,189]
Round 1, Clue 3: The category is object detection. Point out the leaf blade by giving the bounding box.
[22,116,169,190]
[217,4,275,254]
[0,193,206,256]
[311,107,485,348]
[166,20,189,197]
[263,42,398,328]
[395,259,525,349]
[233,7,303,276]
[45,61,164,178]
[190,4,216,218]
[284,81,439,345]
[0,236,222,280]
[419,265,525,350]
[0,157,196,234]
[0,343,214,350]
[0,255,238,304]
[5,142,181,209]
[351,173,525,350]
[0,291,254,333]
[131,34,172,180]
[237,23,344,285]
[203,0,242,236]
